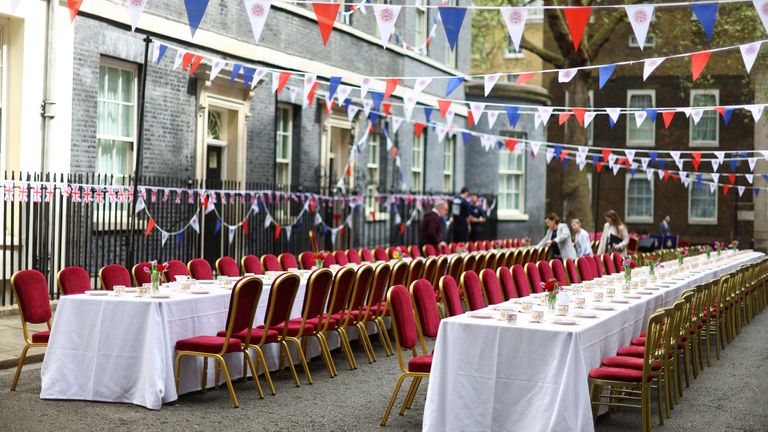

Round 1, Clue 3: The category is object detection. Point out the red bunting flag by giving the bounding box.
[399,223,405,235]
[276,71,292,94]
[414,122,426,137]
[504,139,518,153]
[391,146,398,159]
[312,3,341,46]
[671,174,679,182]
[242,219,249,235]
[617,157,626,167]
[572,108,586,127]
[662,111,675,129]
[692,152,702,171]
[438,99,452,119]
[68,0,83,22]
[595,162,604,173]
[728,174,736,184]
[145,217,155,238]
[560,150,569,162]
[385,78,400,99]
[663,170,670,182]
[274,224,282,240]
[345,165,352,177]
[309,200,316,213]
[515,73,536,85]
[723,185,730,196]
[563,7,592,50]
[558,112,571,125]
[306,81,319,105]
[188,55,204,75]
[714,106,725,117]
[691,51,712,81]
[181,52,195,72]
[467,111,475,127]
[602,149,612,163]
[382,103,392,117]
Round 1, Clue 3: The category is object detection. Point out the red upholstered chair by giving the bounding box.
[57,266,90,295]
[460,271,485,311]
[293,268,337,376]
[176,276,264,407]
[591,255,604,277]
[322,253,337,268]
[240,255,264,275]
[449,243,461,253]
[407,258,426,286]
[374,248,389,261]
[360,248,375,262]
[497,266,518,300]
[439,275,464,317]
[565,258,581,284]
[409,245,422,258]
[433,255,450,289]
[526,262,544,294]
[480,269,504,305]
[512,264,532,297]
[341,264,379,364]
[188,258,214,280]
[362,263,394,357]
[325,267,359,370]
[99,264,132,290]
[132,262,151,286]
[380,284,432,426]
[10,270,52,390]
[602,253,617,275]
[278,253,299,270]
[551,259,569,286]
[346,248,362,264]
[421,258,438,293]
[612,252,624,274]
[164,260,190,281]
[410,279,441,355]
[216,256,240,277]
[538,261,555,284]
[439,244,450,255]
[298,252,315,270]
[389,260,410,288]
[447,255,464,282]
[334,250,350,266]
[261,254,282,272]
[422,244,437,257]
[577,257,595,282]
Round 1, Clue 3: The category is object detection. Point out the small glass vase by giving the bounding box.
[547,293,557,311]
[315,259,324,268]
[150,271,160,295]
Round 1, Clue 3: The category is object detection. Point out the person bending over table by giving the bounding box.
[537,213,577,261]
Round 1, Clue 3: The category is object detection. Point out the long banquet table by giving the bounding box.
[39,275,356,409]
[422,251,763,432]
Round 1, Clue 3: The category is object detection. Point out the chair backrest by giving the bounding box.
[480,268,504,305]
[279,253,299,270]
[462,254,477,274]
[216,256,240,277]
[57,266,90,295]
[12,270,53,325]
[298,251,316,270]
[260,273,301,341]
[389,260,410,287]
[365,262,393,320]
[132,262,151,286]
[100,264,132,290]
[520,248,532,264]
[433,255,450,288]
[439,275,464,317]
[590,255,604,277]
[220,277,263,348]
[241,255,264,275]
[322,253,337,268]
[460,271,485,311]
[447,255,464,281]
[408,245,422,258]
[421,257,438,288]
[642,308,668,378]
[345,264,375,325]
[327,267,356,316]
[511,264,531,297]
[188,258,213,280]
[612,252,624,274]
[299,269,334,332]
[602,253,617,274]
[538,261,555,284]
[410,279,441,352]
[474,253,488,272]
[407,258,426,286]
[387,285,419,355]
[423,244,437,257]
[261,254,282,271]
[374,247,389,261]
[164,259,190,281]
[485,252,498,270]
[346,248,362,264]
[550,259,569,286]
[497,266,518,300]
[564,259,580,284]
[334,250,350,266]
[439,244,451,255]
[526,262,543,294]
[467,242,477,252]
[576,257,594,282]
[360,248,375,262]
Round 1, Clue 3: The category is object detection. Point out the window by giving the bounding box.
[97,59,137,180]
[498,132,526,216]
[625,176,654,223]
[689,177,718,224]
[626,90,655,147]
[443,136,455,192]
[565,90,594,145]
[527,0,544,22]
[275,104,293,187]
[629,34,656,48]
[412,132,425,193]
[365,133,387,221]
[506,35,524,58]
[415,0,428,49]
[690,89,719,147]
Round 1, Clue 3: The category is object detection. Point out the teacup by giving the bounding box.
[113,285,125,296]
[521,302,533,313]
[556,304,569,316]
[175,275,189,283]
[606,287,616,298]
[575,296,586,309]
[504,312,518,324]
[530,309,544,323]
[593,291,604,303]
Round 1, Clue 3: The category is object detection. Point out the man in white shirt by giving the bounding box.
[571,218,592,257]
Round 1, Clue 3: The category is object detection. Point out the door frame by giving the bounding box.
[195,92,248,185]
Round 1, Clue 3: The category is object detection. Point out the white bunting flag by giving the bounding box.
[152,43,166,64]
[289,86,299,104]
[484,73,501,97]
[691,109,704,125]
[487,110,500,128]
[336,85,352,105]
[413,78,431,95]
[303,74,316,108]
[625,5,654,50]
[394,212,402,225]
[645,168,655,181]
[386,136,393,151]
[161,231,169,247]
[128,0,148,32]
[746,174,755,184]
[747,104,765,122]
[346,105,359,122]
[681,107,692,118]
[331,228,339,247]
[608,153,618,168]
[314,212,323,226]
[469,102,486,124]
[190,214,200,233]
[578,159,587,171]
[228,226,237,244]
[500,7,527,51]
[584,112,597,128]
[537,107,553,125]
[738,186,746,197]
[709,182,717,193]
[753,0,768,34]
[271,72,280,93]
[403,94,417,121]
[545,148,555,164]
[345,214,354,229]
[251,67,267,89]
[481,134,496,151]
[640,157,650,170]
[606,108,621,124]
[530,142,541,157]
[740,42,762,73]
[711,159,721,172]
[285,225,293,241]
[680,172,689,183]
[264,214,273,229]
[363,99,373,118]
[446,107,456,126]
[534,112,544,129]
[244,0,271,43]
[577,146,589,163]
[436,125,448,143]
[611,163,621,176]
[134,197,145,214]
[656,168,664,180]
[670,151,684,170]
[392,116,403,134]
[209,58,227,81]
[711,173,720,185]
[625,150,636,165]
[360,77,371,100]
[760,150,768,160]
[373,4,401,48]
[634,111,647,127]
[558,68,577,83]
[643,58,664,81]
[173,50,185,71]
[715,151,725,164]
[749,157,758,172]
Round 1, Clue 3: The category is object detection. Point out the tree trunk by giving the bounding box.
[560,74,594,230]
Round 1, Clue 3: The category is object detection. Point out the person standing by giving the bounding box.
[451,187,471,243]
[468,193,488,242]
[659,215,672,238]
[419,200,448,248]
[597,210,630,256]
[536,213,577,261]
[571,218,593,257]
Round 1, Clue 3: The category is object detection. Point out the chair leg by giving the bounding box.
[588,382,602,422]
[174,353,184,395]
[10,344,30,391]
[215,356,238,408]
[337,327,358,370]
[288,337,313,385]
[254,347,276,396]
[375,317,394,357]
[657,376,666,423]
[682,342,691,388]
[402,377,423,413]
[201,357,208,393]
[703,327,712,367]
[356,323,376,364]
[315,333,337,377]
[380,374,408,427]
[243,351,264,399]
[214,362,221,390]
[281,341,301,387]
[642,385,651,432]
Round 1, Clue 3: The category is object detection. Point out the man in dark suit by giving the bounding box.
[451,187,471,242]
[659,215,671,238]
[419,200,448,248]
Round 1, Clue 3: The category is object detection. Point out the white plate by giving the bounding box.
[552,319,578,325]
[593,304,615,311]
[124,287,138,293]
[624,294,641,299]
[190,289,210,295]
[85,290,108,296]
[574,312,598,318]
[196,280,215,284]
[611,298,630,304]
[150,293,171,299]
[637,290,654,295]
[468,311,494,319]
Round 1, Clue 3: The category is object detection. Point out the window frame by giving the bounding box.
[442,135,455,193]
[624,175,654,224]
[688,175,719,225]
[497,131,527,220]
[275,103,293,188]
[365,132,388,221]
[411,131,425,194]
[414,0,428,50]
[626,89,656,147]
[689,89,719,148]
[96,57,139,181]
[629,33,656,48]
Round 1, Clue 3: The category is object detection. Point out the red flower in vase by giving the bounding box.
[314,252,327,261]
[540,278,558,292]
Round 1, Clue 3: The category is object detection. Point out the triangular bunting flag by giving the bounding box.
[515,73,536,85]
[373,4,402,48]
[584,112,597,128]
[444,77,463,97]
[563,7,592,50]
[438,100,452,119]
[500,7,527,52]
[184,0,210,37]
[68,0,84,22]
[312,3,341,46]
[243,0,271,43]
[128,0,149,32]
[753,0,768,34]
[691,3,718,41]
[692,152,702,171]
[413,78,432,95]
[145,217,155,238]
[385,78,400,100]
[691,51,712,81]
[484,73,501,97]
[487,110,500,128]
[740,42,762,73]
[625,5,655,50]
[558,69,577,83]
[505,106,520,128]
[438,6,467,51]
[598,64,616,89]
[643,58,664,81]
[662,111,675,129]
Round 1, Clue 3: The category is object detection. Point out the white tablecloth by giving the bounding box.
[39,278,357,409]
[423,251,762,432]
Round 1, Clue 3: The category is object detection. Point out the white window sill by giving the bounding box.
[626,140,655,147]
[625,216,653,224]
[504,53,525,59]
[688,218,718,225]
[689,140,719,148]
[497,212,529,222]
